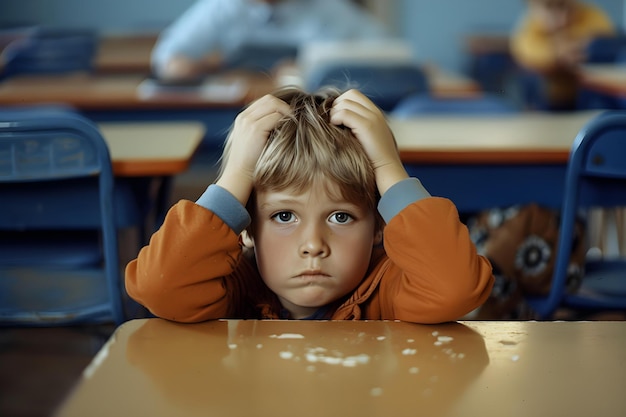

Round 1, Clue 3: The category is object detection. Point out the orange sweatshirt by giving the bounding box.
[126,183,494,324]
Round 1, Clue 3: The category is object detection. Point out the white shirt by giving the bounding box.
[151,0,390,74]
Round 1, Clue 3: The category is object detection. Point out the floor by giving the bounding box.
[1,150,625,417]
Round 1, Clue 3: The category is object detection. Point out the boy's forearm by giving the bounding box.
[382,197,494,323]
[125,200,242,322]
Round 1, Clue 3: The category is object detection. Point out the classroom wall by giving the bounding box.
[1,0,624,73]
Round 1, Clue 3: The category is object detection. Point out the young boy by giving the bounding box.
[125,88,494,323]
[510,0,615,110]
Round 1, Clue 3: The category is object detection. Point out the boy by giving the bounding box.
[510,0,615,110]
[125,88,494,323]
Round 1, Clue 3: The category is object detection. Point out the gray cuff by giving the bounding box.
[196,184,251,234]
[378,178,431,223]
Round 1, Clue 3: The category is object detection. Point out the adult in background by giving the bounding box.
[151,0,390,81]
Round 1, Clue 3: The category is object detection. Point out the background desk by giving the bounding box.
[99,121,204,230]
[100,121,204,177]
[0,73,268,149]
[95,33,156,74]
[390,111,600,212]
[55,319,626,417]
[578,64,626,109]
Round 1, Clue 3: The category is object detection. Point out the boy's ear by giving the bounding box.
[241,229,255,249]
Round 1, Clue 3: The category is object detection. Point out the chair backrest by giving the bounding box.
[305,63,429,112]
[529,110,626,318]
[224,43,299,72]
[1,28,97,78]
[586,35,626,64]
[0,106,124,325]
[390,93,519,118]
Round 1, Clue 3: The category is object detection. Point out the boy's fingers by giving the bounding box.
[240,94,291,121]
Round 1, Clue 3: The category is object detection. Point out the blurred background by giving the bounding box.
[1,0,622,75]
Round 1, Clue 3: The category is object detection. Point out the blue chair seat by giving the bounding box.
[0,267,114,324]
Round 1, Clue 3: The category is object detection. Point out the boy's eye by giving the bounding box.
[329,212,353,224]
[272,211,296,223]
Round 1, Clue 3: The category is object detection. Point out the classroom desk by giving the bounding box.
[95,33,156,74]
[0,72,268,148]
[54,319,626,417]
[99,121,204,230]
[99,121,205,177]
[579,64,626,98]
[0,68,479,111]
[389,111,601,212]
[578,64,626,109]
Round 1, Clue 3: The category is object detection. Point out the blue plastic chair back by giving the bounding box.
[391,93,518,118]
[0,106,125,325]
[1,28,97,79]
[224,43,298,72]
[586,35,626,63]
[305,63,429,112]
[527,111,626,318]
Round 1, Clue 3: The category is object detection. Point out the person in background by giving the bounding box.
[151,0,390,81]
[125,87,494,323]
[509,0,615,110]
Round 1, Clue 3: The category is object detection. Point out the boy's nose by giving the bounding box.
[299,224,329,258]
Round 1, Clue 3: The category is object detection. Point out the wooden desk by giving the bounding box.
[578,64,626,110]
[579,64,626,98]
[95,34,156,74]
[0,73,270,110]
[426,68,481,98]
[54,319,626,417]
[389,111,600,212]
[100,122,204,177]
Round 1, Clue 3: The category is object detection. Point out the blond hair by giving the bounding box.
[220,86,379,218]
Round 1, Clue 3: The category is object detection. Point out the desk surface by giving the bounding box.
[55,319,626,417]
[95,34,156,74]
[390,111,600,164]
[0,73,269,110]
[0,69,479,112]
[579,64,626,98]
[99,121,205,176]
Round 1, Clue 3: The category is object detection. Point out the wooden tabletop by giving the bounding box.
[0,72,275,110]
[578,64,626,98]
[54,319,626,417]
[95,33,156,74]
[99,121,205,176]
[390,110,601,164]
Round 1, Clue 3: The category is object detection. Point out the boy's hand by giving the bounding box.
[216,94,291,205]
[330,89,409,195]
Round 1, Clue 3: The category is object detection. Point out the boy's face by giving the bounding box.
[246,180,380,319]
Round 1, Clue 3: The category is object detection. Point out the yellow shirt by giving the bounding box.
[510,2,615,107]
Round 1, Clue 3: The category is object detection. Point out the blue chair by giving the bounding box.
[224,43,298,72]
[1,27,97,79]
[586,34,626,64]
[527,111,626,319]
[0,106,126,325]
[391,93,518,118]
[305,63,429,112]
